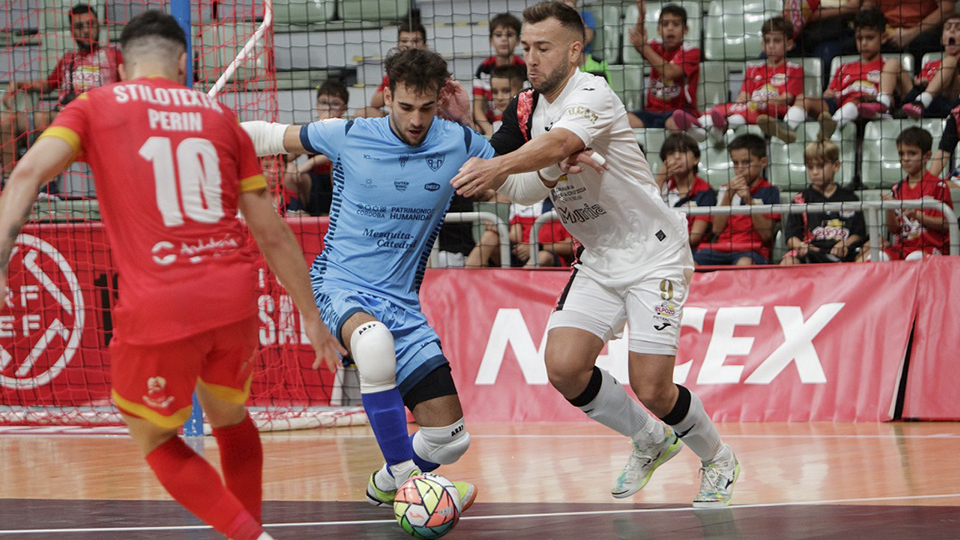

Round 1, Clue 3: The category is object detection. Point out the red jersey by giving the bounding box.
[38,77,267,344]
[828,57,886,107]
[701,178,781,259]
[879,0,938,27]
[741,61,804,115]
[645,41,700,113]
[890,172,954,254]
[45,45,122,106]
[473,56,526,122]
[377,74,389,93]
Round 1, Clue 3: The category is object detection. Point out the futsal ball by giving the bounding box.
[393,473,461,539]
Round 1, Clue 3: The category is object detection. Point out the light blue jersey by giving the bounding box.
[303,116,494,394]
[305,116,494,307]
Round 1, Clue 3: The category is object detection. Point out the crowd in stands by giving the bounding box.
[1,1,957,267]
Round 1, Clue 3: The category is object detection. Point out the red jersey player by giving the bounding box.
[0,11,343,540]
[760,8,902,143]
[683,17,803,143]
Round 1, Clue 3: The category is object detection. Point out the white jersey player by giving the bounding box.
[452,1,739,508]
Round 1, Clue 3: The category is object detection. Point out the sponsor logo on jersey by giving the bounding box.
[362,153,381,161]
[356,203,387,218]
[563,105,599,124]
[399,155,410,168]
[426,153,445,171]
[362,178,376,188]
[656,230,667,241]
[143,376,175,409]
[424,183,441,192]
[0,235,85,391]
[394,180,409,192]
[556,203,608,224]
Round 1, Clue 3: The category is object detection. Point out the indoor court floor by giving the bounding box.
[0,421,958,539]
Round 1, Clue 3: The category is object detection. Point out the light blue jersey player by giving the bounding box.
[242,48,493,513]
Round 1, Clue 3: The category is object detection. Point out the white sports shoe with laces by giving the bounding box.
[611,425,684,499]
[693,445,740,508]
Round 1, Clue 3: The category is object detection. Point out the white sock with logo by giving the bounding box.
[570,367,663,443]
[663,385,725,464]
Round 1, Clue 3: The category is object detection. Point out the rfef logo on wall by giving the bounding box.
[0,235,85,390]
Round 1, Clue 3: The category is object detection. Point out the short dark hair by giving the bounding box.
[854,8,886,32]
[70,3,97,18]
[119,10,187,51]
[660,4,688,27]
[728,133,767,159]
[385,48,450,96]
[490,12,522,37]
[660,133,701,173]
[398,20,427,41]
[944,12,960,25]
[490,64,527,86]
[523,1,586,43]
[896,127,933,155]
[762,16,793,38]
[316,79,348,104]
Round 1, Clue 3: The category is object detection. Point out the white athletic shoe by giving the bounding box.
[693,445,740,508]
[611,425,684,499]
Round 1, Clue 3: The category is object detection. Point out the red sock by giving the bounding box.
[212,414,264,523]
[145,437,263,540]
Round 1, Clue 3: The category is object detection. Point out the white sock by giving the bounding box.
[728,114,747,129]
[374,463,395,490]
[878,93,892,109]
[834,102,859,125]
[257,533,276,540]
[631,417,666,445]
[785,106,806,129]
[689,127,708,142]
[388,459,419,486]
[667,389,725,463]
[699,114,714,128]
[577,368,657,440]
[919,91,933,108]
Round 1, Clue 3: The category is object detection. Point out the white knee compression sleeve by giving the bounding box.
[350,321,397,394]
[412,419,471,465]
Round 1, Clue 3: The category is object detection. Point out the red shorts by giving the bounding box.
[110,317,258,428]
[883,245,943,260]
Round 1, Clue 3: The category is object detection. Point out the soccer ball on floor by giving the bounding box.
[393,473,461,539]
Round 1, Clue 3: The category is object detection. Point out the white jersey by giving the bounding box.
[534,69,690,284]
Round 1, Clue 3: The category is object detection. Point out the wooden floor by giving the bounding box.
[1,421,959,539]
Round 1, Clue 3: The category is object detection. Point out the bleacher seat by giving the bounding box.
[340,0,410,23]
[634,128,668,171]
[196,22,266,85]
[607,64,644,112]
[699,60,731,110]
[828,53,914,80]
[767,122,857,191]
[0,44,44,83]
[704,0,778,61]
[583,3,622,64]
[430,22,492,60]
[699,141,735,188]
[861,118,946,189]
[622,1,702,66]
[273,0,335,28]
[1,0,41,34]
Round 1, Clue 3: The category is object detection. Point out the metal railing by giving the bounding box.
[528,199,959,266]
[431,211,511,268]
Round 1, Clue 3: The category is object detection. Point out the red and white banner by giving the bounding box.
[423,262,922,422]
[2,218,958,422]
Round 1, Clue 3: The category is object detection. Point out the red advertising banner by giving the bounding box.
[903,257,960,420]
[422,262,923,422]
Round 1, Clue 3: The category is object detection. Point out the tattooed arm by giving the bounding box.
[0,136,75,305]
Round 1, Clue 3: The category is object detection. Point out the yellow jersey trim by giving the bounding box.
[197,375,252,405]
[239,174,268,193]
[112,390,193,429]
[37,126,82,156]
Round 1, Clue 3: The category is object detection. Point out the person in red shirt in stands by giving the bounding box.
[0,3,122,177]
[0,11,343,539]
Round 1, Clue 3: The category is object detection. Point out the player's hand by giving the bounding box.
[880,192,894,201]
[729,175,750,199]
[451,156,508,198]
[913,74,928,88]
[438,79,472,126]
[1,81,18,110]
[304,316,347,372]
[560,148,609,175]
[830,242,848,259]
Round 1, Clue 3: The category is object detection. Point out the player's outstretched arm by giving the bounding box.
[241,121,309,157]
[238,188,346,370]
[0,137,75,306]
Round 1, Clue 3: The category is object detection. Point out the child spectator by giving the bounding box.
[865,127,954,260]
[694,134,781,265]
[625,3,701,131]
[759,8,902,143]
[902,13,960,118]
[354,21,428,119]
[473,13,525,136]
[781,140,865,264]
[284,80,348,216]
[656,133,717,247]
[488,64,526,133]
[683,17,803,143]
[465,198,574,267]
